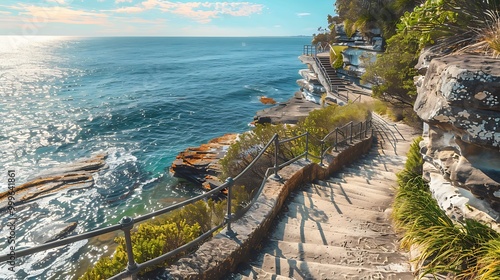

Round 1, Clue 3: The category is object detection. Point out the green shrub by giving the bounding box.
[79,220,201,280]
[332,52,344,69]
[330,46,347,69]
[80,197,242,279]
[393,137,500,279]
[220,103,370,182]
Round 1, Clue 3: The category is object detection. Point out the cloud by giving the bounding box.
[113,1,264,23]
[115,0,134,3]
[114,6,145,13]
[19,5,108,25]
[46,0,67,5]
[297,12,311,17]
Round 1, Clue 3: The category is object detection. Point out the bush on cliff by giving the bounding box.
[393,138,500,279]
[80,220,201,280]
[220,103,370,188]
[79,199,235,279]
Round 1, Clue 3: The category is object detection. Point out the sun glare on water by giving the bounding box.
[0,35,70,53]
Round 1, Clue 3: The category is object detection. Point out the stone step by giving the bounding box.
[234,265,294,280]
[298,186,391,212]
[254,253,414,280]
[353,159,406,173]
[290,190,392,214]
[337,167,399,181]
[327,174,398,188]
[323,178,396,197]
[284,201,392,228]
[303,183,385,206]
[270,218,399,251]
[259,240,410,269]
[277,215,396,237]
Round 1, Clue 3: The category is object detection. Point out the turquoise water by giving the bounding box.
[0,36,311,279]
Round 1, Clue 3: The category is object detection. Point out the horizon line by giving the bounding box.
[0,35,313,38]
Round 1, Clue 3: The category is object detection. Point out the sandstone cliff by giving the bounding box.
[414,53,500,226]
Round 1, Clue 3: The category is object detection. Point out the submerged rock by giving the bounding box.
[259,96,276,105]
[44,222,78,243]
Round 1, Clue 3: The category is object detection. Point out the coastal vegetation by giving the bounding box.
[330,45,347,69]
[80,199,229,279]
[220,102,370,186]
[393,138,500,278]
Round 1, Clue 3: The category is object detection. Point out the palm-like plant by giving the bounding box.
[400,0,500,56]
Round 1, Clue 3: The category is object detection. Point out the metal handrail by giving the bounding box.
[305,44,365,105]
[233,134,277,182]
[0,116,373,279]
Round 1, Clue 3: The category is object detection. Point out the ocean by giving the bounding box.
[0,36,312,279]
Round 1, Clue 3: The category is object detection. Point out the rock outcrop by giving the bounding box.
[414,54,500,222]
[170,134,238,190]
[253,92,321,125]
[0,153,108,212]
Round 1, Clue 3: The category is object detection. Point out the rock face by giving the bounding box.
[0,153,108,211]
[170,134,238,190]
[414,54,500,220]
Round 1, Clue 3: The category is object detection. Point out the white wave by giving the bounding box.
[104,147,138,171]
[244,84,266,93]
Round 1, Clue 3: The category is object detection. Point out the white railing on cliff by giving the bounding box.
[0,109,373,280]
[303,44,360,103]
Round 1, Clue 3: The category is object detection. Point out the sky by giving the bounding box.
[0,0,335,37]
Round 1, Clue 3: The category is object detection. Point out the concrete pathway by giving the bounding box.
[231,116,420,280]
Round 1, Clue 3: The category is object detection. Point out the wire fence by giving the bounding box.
[0,104,374,280]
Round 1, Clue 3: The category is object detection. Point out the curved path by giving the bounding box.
[231,115,420,279]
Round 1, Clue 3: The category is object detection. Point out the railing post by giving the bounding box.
[350,122,353,143]
[224,177,237,238]
[365,120,368,138]
[121,216,138,279]
[271,134,282,181]
[334,129,338,152]
[320,140,325,166]
[359,122,366,140]
[305,132,310,162]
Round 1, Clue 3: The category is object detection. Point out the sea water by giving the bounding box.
[0,36,311,279]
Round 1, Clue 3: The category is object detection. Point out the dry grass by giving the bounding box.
[483,10,500,58]
[455,10,500,58]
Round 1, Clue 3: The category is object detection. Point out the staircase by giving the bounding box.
[315,54,350,92]
[230,117,418,280]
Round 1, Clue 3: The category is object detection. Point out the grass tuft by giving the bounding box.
[393,137,500,279]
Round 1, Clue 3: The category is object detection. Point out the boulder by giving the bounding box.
[414,54,500,148]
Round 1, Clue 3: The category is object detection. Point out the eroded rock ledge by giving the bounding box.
[170,134,238,190]
[414,54,500,223]
[0,153,108,212]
